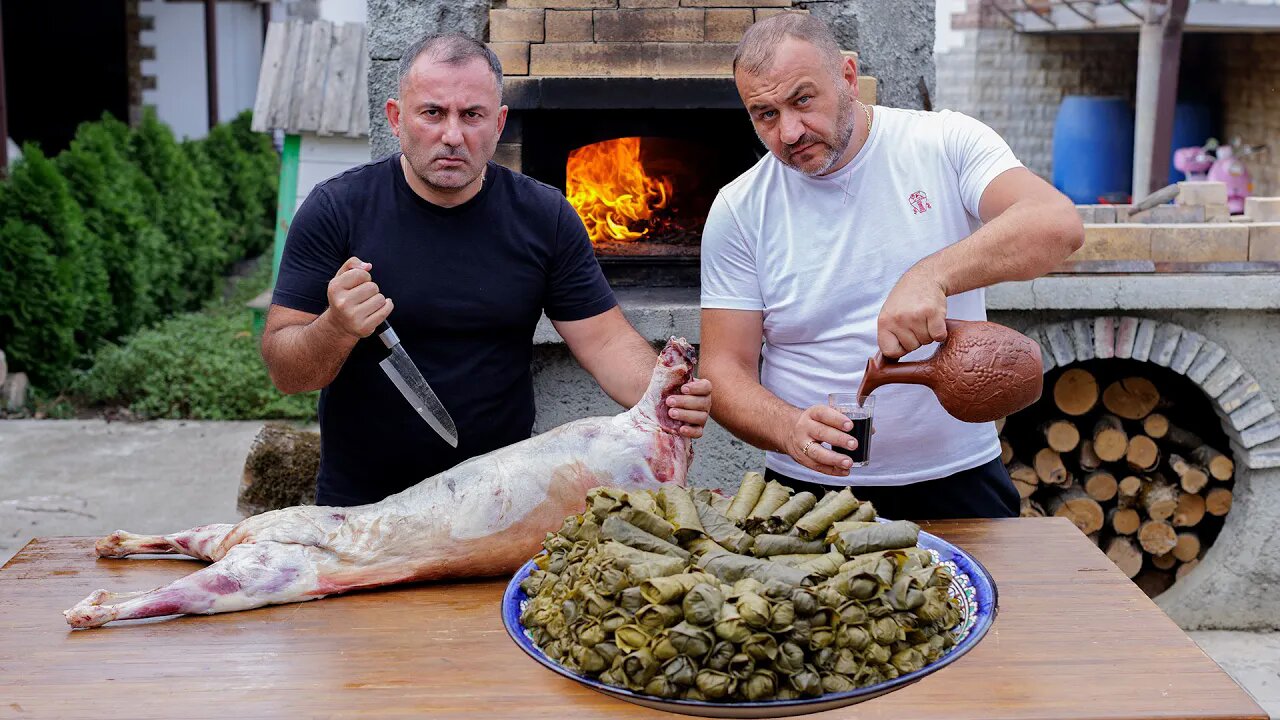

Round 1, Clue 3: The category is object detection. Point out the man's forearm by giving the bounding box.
[595,331,658,408]
[262,311,359,394]
[916,197,1082,297]
[705,364,800,453]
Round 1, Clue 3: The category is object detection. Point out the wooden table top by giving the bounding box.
[0,518,1264,720]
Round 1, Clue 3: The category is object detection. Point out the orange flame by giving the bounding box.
[566,137,672,244]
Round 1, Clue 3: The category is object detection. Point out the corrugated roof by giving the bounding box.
[251,19,369,137]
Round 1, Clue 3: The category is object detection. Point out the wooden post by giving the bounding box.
[254,133,302,336]
[1132,0,1189,198]
[205,0,219,130]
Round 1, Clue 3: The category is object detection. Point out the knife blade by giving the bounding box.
[376,321,459,448]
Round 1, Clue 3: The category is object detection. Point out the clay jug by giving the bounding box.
[858,319,1043,423]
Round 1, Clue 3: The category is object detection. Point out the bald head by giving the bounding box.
[733,13,846,81]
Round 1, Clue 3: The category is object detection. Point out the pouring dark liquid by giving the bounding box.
[856,319,1044,423]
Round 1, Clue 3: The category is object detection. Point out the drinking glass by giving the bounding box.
[827,393,874,467]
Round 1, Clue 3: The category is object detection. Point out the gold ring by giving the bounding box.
[801,440,816,456]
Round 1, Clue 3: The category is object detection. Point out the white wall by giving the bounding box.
[141,0,265,140]
[297,134,371,211]
[934,0,968,55]
[318,0,366,24]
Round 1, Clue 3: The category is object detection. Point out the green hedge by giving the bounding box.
[0,110,279,389]
[73,258,318,421]
[0,145,104,388]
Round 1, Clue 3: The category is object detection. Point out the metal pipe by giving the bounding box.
[204,0,218,130]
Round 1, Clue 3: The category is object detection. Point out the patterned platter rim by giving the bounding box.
[501,525,999,719]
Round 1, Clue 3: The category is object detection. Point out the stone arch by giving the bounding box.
[1013,315,1279,617]
[1022,316,1279,469]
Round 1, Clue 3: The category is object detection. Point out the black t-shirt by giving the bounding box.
[272,155,617,506]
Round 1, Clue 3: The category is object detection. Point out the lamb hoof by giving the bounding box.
[95,531,134,558]
[64,591,118,629]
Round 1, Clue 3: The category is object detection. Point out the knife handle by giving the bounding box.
[375,321,398,349]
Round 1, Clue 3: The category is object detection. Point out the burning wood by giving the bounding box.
[566,137,672,244]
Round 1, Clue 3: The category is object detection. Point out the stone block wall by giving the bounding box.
[935,23,1137,181]
[1219,33,1280,196]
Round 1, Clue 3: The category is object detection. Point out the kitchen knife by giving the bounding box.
[376,320,459,448]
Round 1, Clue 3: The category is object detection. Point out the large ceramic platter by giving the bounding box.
[502,525,998,718]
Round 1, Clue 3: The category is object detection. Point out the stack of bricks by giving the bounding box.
[487,0,806,77]
[1069,182,1280,265]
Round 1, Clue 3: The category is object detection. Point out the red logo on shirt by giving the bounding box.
[909,191,932,215]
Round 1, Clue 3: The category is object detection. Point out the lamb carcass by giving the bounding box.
[64,337,697,629]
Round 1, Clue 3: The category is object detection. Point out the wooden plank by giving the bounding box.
[350,32,370,138]
[268,19,306,131]
[0,525,1265,720]
[294,20,334,134]
[320,22,363,136]
[251,21,290,133]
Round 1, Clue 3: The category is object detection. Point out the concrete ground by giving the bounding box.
[0,419,260,566]
[0,418,1276,718]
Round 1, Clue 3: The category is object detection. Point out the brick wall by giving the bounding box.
[1220,33,1280,196]
[936,26,1137,181]
[368,0,937,158]
[488,0,806,78]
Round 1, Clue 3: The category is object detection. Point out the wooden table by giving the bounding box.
[0,518,1264,720]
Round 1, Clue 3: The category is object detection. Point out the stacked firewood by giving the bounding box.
[1000,368,1235,597]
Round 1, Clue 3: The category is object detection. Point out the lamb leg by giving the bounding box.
[65,541,329,629]
[95,524,237,561]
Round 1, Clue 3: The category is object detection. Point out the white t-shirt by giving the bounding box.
[700,107,1023,486]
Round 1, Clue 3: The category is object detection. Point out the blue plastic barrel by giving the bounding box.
[1052,96,1134,204]
[1168,102,1214,185]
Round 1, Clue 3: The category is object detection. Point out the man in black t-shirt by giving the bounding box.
[261,32,712,506]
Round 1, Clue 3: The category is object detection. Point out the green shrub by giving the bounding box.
[229,111,281,256]
[0,145,107,387]
[74,259,317,421]
[186,111,279,260]
[130,108,231,312]
[57,114,172,338]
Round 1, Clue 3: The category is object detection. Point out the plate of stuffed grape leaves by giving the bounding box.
[502,472,997,718]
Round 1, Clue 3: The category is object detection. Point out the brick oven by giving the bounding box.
[483,1,879,286]
[367,0,902,285]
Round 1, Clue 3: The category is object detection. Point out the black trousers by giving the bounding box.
[763,457,1019,521]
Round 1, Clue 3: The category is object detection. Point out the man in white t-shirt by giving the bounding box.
[699,14,1083,520]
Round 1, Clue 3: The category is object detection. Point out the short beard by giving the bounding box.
[813,92,857,176]
[764,90,858,177]
[402,143,490,193]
